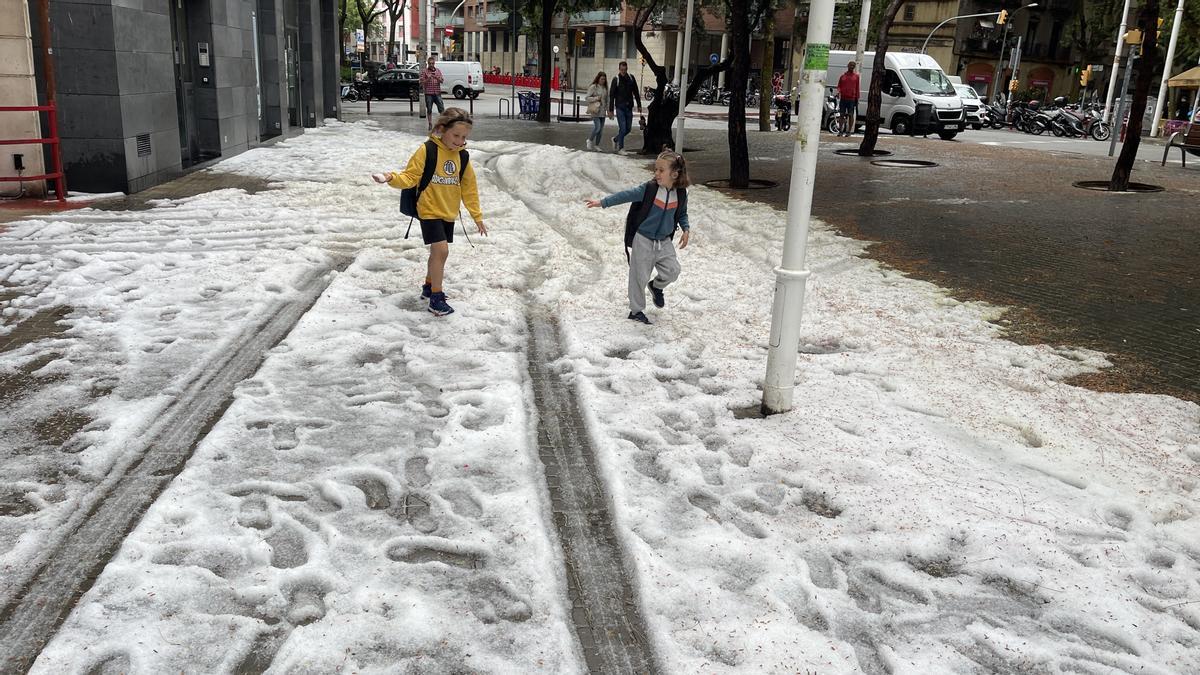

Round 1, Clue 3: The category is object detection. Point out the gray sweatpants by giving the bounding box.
[628,232,681,313]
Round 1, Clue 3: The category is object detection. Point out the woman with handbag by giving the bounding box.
[585,72,609,151]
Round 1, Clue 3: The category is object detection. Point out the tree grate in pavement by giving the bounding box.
[0,258,351,674]
[525,312,659,674]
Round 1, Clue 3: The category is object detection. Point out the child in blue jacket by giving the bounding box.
[586,151,691,324]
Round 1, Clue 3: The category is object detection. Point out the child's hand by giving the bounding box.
[476,220,488,236]
[585,199,602,208]
[371,172,392,183]
[679,230,691,249]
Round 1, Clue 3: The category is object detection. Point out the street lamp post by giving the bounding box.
[921,11,1003,55]
[761,0,836,415]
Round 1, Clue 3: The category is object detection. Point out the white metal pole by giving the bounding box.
[674,0,696,153]
[762,0,836,415]
[854,0,871,64]
[425,0,432,59]
[1151,0,1186,136]
[717,32,729,89]
[672,25,684,87]
[1102,0,1133,123]
[852,0,872,131]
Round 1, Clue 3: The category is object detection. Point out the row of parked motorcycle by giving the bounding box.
[621,84,1114,142]
[989,97,1112,141]
[643,83,765,108]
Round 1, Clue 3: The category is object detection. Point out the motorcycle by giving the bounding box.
[773,93,793,131]
[340,83,359,103]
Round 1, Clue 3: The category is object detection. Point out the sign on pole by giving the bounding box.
[709,53,719,65]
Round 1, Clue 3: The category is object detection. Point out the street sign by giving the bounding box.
[553,45,560,54]
[445,26,454,35]
[710,53,719,65]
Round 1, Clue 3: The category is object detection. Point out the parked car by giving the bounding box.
[370,68,421,101]
[954,83,986,130]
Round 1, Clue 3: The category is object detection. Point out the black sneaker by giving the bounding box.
[647,280,665,308]
[628,311,651,324]
[421,283,432,299]
[428,292,455,316]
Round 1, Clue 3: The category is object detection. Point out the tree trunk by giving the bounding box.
[632,4,672,153]
[1109,0,1159,191]
[727,6,754,187]
[858,0,903,156]
[759,11,775,131]
[537,1,557,122]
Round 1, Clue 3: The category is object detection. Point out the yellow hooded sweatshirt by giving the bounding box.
[387,135,484,223]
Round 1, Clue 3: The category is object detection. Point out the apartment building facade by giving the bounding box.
[12,0,339,196]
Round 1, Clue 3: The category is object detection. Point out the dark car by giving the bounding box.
[370,68,421,101]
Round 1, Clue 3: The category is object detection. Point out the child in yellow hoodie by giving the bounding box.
[372,108,487,316]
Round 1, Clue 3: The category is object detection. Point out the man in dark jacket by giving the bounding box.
[607,61,642,152]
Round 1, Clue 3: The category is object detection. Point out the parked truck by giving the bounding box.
[827,50,966,140]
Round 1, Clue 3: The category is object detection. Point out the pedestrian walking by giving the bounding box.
[608,61,642,153]
[585,151,691,325]
[585,72,610,151]
[836,61,860,137]
[419,56,445,131]
[372,108,487,317]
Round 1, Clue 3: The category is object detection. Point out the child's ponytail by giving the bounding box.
[657,151,691,188]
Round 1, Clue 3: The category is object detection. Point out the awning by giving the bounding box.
[1167,65,1200,88]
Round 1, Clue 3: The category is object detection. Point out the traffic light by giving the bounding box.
[1080,65,1092,87]
[575,31,586,47]
[1157,17,1165,45]
[997,9,1008,25]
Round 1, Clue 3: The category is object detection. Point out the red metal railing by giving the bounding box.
[0,103,66,202]
[484,70,561,91]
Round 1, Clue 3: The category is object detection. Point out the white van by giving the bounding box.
[827,50,965,140]
[435,60,485,99]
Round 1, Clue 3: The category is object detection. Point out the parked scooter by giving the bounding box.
[340,83,359,103]
[773,93,793,131]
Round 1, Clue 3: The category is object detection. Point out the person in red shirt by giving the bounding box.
[418,56,445,132]
[836,61,860,137]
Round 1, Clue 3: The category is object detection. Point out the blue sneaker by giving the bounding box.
[421,283,431,299]
[428,291,454,316]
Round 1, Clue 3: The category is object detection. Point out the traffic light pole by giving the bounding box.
[991,20,1012,102]
[1109,46,1137,157]
[761,0,836,415]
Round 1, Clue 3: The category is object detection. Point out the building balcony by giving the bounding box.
[482,10,510,24]
[567,10,619,26]
[434,16,465,29]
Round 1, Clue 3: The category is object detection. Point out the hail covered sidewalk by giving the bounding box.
[0,120,1197,673]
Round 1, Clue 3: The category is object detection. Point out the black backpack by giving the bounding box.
[624,180,687,260]
[401,140,470,236]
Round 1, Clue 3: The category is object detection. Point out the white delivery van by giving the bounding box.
[827,50,965,139]
[435,60,485,99]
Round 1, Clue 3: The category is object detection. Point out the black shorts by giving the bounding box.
[839,99,858,115]
[420,218,454,245]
